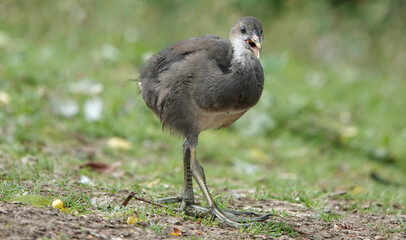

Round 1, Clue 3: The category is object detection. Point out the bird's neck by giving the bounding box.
[193,42,264,112]
[223,47,264,110]
[230,39,256,67]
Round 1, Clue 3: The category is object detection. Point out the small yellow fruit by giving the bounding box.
[52,199,64,209]
[127,216,138,225]
[52,199,68,212]
[107,137,132,150]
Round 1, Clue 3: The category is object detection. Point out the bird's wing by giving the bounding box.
[143,35,233,79]
[171,35,232,73]
[140,35,233,127]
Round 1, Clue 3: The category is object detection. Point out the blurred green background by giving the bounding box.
[1,0,405,212]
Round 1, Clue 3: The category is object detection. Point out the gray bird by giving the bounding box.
[139,16,270,226]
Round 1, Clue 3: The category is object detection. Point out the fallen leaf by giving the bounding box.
[141,178,160,187]
[170,227,182,237]
[107,137,132,150]
[10,195,51,207]
[80,162,117,174]
[195,230,203,235]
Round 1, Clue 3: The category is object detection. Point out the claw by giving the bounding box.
[157,197,271,227]
[210,207,267,227]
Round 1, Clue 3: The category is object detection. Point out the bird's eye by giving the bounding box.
[240,26,246,34]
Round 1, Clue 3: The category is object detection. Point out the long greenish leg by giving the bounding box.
[156,140,194,209]
[179,141,194,206]
[158,134,272,227]
[189,146,272,227]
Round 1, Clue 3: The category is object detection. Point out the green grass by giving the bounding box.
[243,221,297,238]
[1,0,406,238]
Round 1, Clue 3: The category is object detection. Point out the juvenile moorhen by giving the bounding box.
[139,16,270,227]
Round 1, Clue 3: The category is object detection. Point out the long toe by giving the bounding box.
[159,200,272,226]
[210,207,272,227]
[223,209,264,216]
[222,210,272,223]
[156,197,199,215]
[224,210,256,216]
[156,196,183,203]
[181,204,272,225]
[183,205,212,218]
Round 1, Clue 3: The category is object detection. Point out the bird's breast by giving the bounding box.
[197,108,247,131]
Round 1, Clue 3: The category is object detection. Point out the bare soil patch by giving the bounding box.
[1,181,405,239]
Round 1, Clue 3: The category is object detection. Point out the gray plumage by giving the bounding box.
[139,16,269,227]
[140,16,264,137]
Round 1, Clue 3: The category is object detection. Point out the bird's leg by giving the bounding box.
[157,135,270,226]
[156,140,195,211]
[186,134,272,227]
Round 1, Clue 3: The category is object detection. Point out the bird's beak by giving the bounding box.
[246,29,262,59]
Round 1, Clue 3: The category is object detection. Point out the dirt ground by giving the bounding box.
[1,182,405,240]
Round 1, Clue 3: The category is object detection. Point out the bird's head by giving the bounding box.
[229,16,264,59]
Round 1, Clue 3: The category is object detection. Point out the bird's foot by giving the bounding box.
[183,204,272,227]
[156,197,271,227]
[156,196,196,215]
